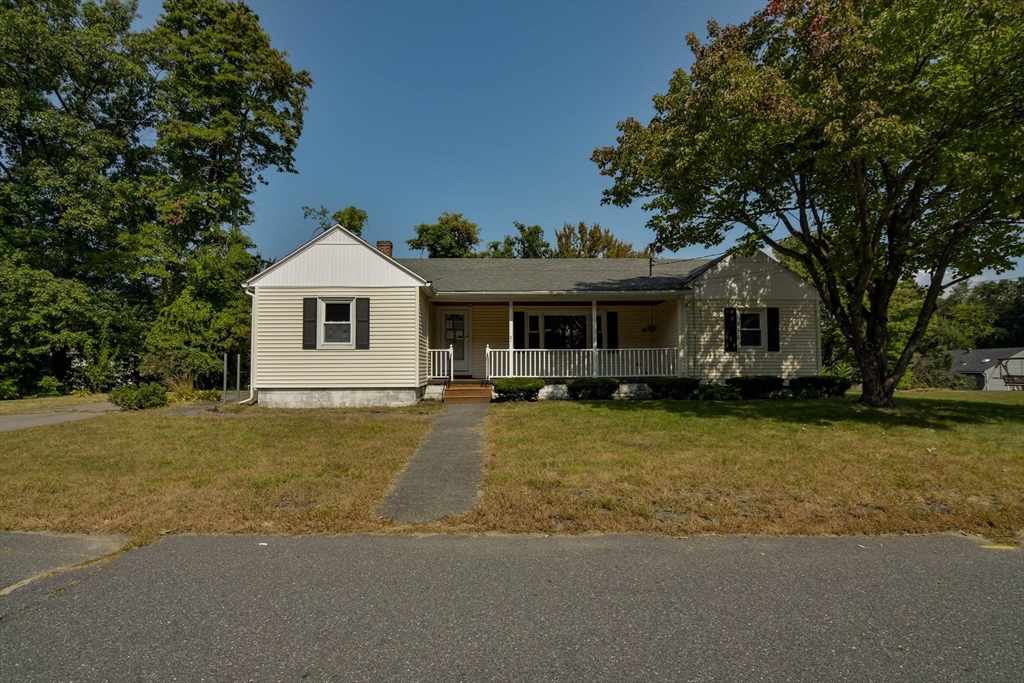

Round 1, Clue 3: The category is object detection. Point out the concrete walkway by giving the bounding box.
[0,532,126,596]
[376,403,488,523]
[0,402,118,433]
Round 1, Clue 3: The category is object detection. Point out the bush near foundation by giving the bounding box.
[724,375,784,399]
[567,377,620,400]
[696,383,742,400]
[788,376,853,398]
[645,377,700,400]
[493,378,545,402]
[108,382,169,410]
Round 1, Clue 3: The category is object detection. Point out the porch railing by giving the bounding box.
[485,347,677,380]
[428,345,454,381]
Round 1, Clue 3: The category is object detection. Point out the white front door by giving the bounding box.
[441,308,472,375]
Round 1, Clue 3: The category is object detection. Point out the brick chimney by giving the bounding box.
[376,241,393,258]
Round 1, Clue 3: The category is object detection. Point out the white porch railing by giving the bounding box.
[428,345,454,381]
[485,347,677,380]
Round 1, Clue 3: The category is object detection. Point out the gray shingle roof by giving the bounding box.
[394,257,723,293]
[950,347,1024,374]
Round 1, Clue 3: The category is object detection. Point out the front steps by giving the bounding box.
[443,381,492,404]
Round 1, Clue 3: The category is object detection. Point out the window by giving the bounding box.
[321,299,353,347]
[544,315,588,349]
[739,310,763,348]
[528,315,541,349]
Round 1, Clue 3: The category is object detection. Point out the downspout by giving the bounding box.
[239,286,257,404]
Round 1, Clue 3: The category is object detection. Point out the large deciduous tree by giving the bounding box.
[407,212,480,258]
[592,0,1024,407]
[302,204,368,235]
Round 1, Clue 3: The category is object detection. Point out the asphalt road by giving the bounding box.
[0,534,1020,682]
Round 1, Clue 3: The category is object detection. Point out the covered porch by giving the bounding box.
[427,297,686,382]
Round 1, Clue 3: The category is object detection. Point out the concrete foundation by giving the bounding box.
[422,385,445,401]
[259,388,423,408]
[535,382,652,400]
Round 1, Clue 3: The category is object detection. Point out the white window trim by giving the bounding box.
[737,308,766,350]
[319,298,355,349]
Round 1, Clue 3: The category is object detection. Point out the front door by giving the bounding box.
[441,308,472,376]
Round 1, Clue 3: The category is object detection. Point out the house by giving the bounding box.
[243,226,823,407]
[950,347,1024,391]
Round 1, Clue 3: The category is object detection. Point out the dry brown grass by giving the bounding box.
[0,393,109,415]
[0,405,440,544]
[441,391,1024,543]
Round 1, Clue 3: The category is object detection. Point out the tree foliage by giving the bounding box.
[484,222,552,258]
[0,0,310,395]
[407,212,480,258]
[302,204,367,235]
[593,0,1024,406]
[553,222,650,258]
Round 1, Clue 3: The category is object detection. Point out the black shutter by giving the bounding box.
[767,307,780,352]
[724,308,737,352]
[513,312,525,349]
[302,298,317,349]
[606,311,619,349]
[356,298,370,349]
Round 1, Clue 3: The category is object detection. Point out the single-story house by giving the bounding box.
[243,226,823,407]
[950,347,1024,390]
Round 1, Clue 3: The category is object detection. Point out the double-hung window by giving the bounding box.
[739,310,764,348]
[321,299,354,348]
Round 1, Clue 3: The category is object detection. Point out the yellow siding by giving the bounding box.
[689,299,820,381]
[653,300,679,348]
[470,305,508,378]
[613,306,656,348]
[418,294,434,385]
[254,286,419,388]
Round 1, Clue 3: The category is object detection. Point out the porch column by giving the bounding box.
[508,300,514,348]
[592,299,598,377]
[677,297,686,377]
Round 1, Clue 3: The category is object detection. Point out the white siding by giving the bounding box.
[418,293,434,385]
[693,252,818,301]
[688,298,820,381]
[254,286,420,388]
[250,229,424,288]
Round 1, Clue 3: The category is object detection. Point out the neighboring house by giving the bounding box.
[950,347,1024,391]
[243,226,823,407]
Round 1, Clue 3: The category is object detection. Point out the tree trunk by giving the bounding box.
[856,349,895,408]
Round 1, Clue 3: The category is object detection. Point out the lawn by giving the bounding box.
[0,393,110,415]
[0,404,440,545]
[450,391,1024,543]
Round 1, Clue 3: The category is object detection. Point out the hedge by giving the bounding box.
[493,377,545,402]
[724,375,784,399]
[108,382,169,410]
[645,377,700,400]
[788,376,853,398]
[567,377,620,400]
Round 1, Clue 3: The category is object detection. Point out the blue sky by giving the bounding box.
[134,0,1021,282]
[134,0,763,261]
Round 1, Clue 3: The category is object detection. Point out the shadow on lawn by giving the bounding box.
[588,393,1023,431]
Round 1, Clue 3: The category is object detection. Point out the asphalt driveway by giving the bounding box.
[1,534,1020,681]
[0,402,118,432]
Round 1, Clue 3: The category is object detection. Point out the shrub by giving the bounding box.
[696,383,742,401]
[493,377,545,402]
[724,375,784,399]
[36,375,64,397]
[108,382,169,410]
[567,377,620,400]
[645,377,699,400]
[788,376,853,398]
[0,379,19,400]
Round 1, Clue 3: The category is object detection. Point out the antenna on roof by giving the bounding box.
[649,255,653,278]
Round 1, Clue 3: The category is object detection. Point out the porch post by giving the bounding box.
[677,297,685,377]
[508,300,514,349]
[592,299,598,377]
